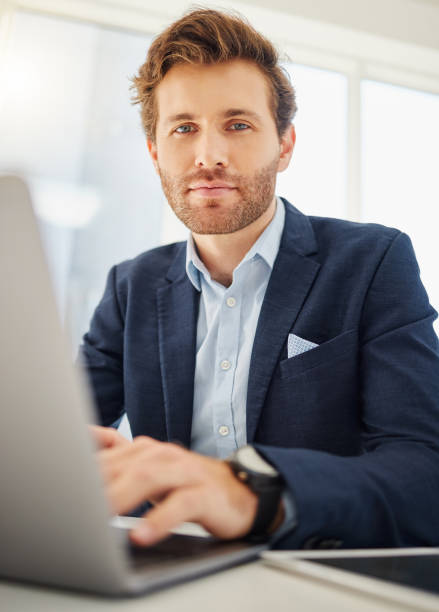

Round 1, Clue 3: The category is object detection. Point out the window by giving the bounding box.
[0,11,160,347]
[278,64,348,219]
[362,80,439,328]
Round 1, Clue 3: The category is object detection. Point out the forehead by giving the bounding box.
[155,59,273,124]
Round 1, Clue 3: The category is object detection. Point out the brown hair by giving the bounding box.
[131,7,297,143]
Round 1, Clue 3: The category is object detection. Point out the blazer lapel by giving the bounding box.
[246,200,321,442]
[157,244,199,447]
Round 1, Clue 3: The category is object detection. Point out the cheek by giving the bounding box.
[234,132,280,163]
[156,138,190,170]
[234,146,280,175]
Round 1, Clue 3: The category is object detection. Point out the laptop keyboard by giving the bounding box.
[127,533,236,570]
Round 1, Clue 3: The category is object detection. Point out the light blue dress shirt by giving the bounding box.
[186,197,285,458]
[185,197,297,538]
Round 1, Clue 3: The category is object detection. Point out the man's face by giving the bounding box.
[148,59,295,235]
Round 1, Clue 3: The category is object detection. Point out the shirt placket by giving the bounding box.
[213,284,242,458]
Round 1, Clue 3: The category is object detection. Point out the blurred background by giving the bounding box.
[1,0,439,351]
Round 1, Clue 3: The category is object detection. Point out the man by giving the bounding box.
[81,8,439,549]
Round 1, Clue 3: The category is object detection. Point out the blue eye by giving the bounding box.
[175,125,194,134]
[230,123,249,131]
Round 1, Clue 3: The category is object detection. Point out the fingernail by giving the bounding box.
[132,522,155,544]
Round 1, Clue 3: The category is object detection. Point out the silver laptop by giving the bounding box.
[0,176,265,596]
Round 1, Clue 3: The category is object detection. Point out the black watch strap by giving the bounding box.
[247,480,283,539]
[227,447,284,541]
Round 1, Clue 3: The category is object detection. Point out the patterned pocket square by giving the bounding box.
[288,334,319,358]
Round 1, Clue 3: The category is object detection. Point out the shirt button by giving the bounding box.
[219,425,229,436]
[226,297,236,308]
[220,359,231,371]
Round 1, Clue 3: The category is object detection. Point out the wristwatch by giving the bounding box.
[226,445,284,540]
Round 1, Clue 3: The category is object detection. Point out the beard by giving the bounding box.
[157,156,279,235]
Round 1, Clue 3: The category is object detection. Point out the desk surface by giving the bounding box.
[2,519,438,611]
[1,559,437,612]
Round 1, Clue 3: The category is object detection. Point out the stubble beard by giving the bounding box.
[158,156,279,235]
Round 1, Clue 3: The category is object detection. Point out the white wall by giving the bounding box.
[238,0,439,50]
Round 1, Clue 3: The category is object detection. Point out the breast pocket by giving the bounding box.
[257,328,361,454]
[279,328,359,380]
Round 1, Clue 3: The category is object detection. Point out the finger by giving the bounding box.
[105,459,182,515]
[95,434,156,485]
[97,443,154,486]
[97,434,159,480]
[101,434,158,460]
[130,488,201,546]
[104,445,191,514]
[90,425,129,449]
[96,451,125,484]
[106,471,165,515]
[97,445,138,487]
[101,436,191,484]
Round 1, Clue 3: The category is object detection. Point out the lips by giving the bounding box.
[190,186,236,197]
[189,183,235,190]
[189,183,237,198]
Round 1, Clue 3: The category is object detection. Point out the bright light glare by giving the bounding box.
[29,177,101,228]
[0,11,97,179]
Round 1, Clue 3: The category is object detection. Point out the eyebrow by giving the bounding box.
[164,108,263,125]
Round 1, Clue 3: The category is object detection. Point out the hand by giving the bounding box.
[96,433,258,546]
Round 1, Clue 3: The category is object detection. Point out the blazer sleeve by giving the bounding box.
[256,232,439,549]
[78,265,125,426]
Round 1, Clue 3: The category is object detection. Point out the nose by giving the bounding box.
[194,129,228,169]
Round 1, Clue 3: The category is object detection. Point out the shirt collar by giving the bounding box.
[186,196,285,291]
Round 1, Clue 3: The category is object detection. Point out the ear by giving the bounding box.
[277,124,296,173]
[147,139,160,174]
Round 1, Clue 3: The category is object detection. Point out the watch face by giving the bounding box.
[237,446,279,476]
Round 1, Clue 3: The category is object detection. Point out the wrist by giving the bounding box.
[226,445,284,540]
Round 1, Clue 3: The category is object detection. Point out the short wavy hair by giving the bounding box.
[131,7,297,143]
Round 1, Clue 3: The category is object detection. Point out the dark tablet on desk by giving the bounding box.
[261,549,439,610]
[311,554,439,596]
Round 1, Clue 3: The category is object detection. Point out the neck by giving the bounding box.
[192,197,276,287]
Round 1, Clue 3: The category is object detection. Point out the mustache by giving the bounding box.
[183,169,240,186]
[158,166,241,189]
[187,169,229,180]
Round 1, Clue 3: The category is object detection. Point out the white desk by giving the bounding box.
[0,559,436,612]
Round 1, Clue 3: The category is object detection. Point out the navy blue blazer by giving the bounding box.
[81,199,439,549]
